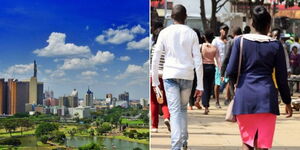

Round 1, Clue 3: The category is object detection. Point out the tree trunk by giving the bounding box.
[200,0,208,31]
[210,0,218,33]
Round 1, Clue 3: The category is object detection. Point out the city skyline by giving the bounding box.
[0,0,149,99]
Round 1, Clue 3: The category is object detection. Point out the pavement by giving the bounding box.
[151,94,300,150]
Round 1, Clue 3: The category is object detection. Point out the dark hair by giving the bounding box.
[271,28,281,40]
[204,30,215,43]
[220,24,229,31]
[152,27,163,45]
[171,4,187,23]
[243,26,251,34]
[193,28,205,44]
[232,27,242,36]
[252,6,271,33]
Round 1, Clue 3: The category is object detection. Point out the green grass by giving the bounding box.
[121,118,144,125]
[107,135,149,145]
[0,128,35,138]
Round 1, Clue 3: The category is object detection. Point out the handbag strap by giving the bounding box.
[236,37,243,86]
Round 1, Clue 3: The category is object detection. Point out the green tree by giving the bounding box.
[68,128,77,136]
[3,119,18,137]
[18,118,34,136]
[51,131,66,145]
[0,137,21,146]
[35,122,58,137]
[40,135,49,144]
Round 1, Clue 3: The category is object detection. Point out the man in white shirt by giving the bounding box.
[212,25,229,108]
[151,4,203,150]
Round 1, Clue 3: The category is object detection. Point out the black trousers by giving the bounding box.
[202,64,215,107]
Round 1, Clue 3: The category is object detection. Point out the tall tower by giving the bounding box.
[29,60,38,105]
[84,88,93,107]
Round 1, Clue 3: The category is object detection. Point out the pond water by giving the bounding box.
[19,136,149,150]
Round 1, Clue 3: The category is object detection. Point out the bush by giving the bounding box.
[133,148,142,150]
[0,138,21,146]
[79,142,102,150]
[40,135,48,144]
[51,131,66,145]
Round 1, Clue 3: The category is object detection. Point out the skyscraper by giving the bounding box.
[29,60,38,105]
[118,91,129,106]
[0,79,8,114]
[84,88,93,107]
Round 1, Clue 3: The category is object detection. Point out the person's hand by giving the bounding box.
[285,104,293,118]
[221,77,224,82]
[193,90,203,98]
[288,72,292,78]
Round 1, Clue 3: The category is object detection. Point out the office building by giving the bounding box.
[84,88,94,107]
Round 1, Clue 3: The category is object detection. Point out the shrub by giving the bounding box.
[0,138,21,146]
[40,135,49,144]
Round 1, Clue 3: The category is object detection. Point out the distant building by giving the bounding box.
[140,98,149,108]
[115,100,128,108]
[118,91,129,106]
[84,88,94,107]
[59,96,68,107]
[0,79,8,114]
[69,106,96,119]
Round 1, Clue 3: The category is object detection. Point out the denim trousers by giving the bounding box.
[163,79,193,150]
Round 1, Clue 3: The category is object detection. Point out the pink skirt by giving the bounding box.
[236,113,277,148]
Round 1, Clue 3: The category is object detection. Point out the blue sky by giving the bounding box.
[0,0,149,99]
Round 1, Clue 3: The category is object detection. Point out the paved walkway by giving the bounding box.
[151,96,300,150]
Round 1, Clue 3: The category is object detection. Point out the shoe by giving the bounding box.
[204,109,209,115]
[224,99,230,106]
[188,106,193,110]
[194,101,202,109]
[183,142,188,150]
[216,102,221,109]
[151,128,158,133]
[164,119,171,132]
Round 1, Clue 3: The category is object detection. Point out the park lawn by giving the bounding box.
[0,128,35,137]
[127,128,149,133]
[121,118,144,125]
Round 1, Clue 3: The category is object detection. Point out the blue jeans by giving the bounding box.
[163,79,193,150]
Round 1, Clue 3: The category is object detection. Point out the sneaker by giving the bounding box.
[164,119,171,132]
[216,102,221,109]
[151,128,158,133]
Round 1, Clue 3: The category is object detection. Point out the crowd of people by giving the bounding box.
[150,4,296,150]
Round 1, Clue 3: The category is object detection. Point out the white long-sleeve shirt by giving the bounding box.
[151,24,203,91]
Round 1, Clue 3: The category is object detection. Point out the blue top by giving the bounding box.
[226,34,291,115]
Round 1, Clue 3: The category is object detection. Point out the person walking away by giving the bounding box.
[212,24,229,108]
[220,27,242,105]
[201,30,220,114]
[226,6,293,150]
[150,24,171,133]
[151,4,203,150]
[189,28,205,110]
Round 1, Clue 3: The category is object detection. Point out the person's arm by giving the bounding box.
[275,42,291,105]
[226,37,241,83]
[221,40,233,77]
[151,31,164,87]
[283,44,291,74]
[192,33,203,91]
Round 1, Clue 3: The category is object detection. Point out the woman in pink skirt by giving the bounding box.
[226,6,293,150]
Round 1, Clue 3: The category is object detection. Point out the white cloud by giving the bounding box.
[81,71,98,77]
[115,61,148,80]
[95,24,146,45]
[33,32,90,57]
[50,69,65,78]
[60,51,114,70]
[127,37,149,50]
[102,68,108,72]
[119,56,131,61]
[6,63,34,75]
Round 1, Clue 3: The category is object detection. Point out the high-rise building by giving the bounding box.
[29,60,38,105]
[106,93,112,99]
[59,96,68,107]
[118,91,129,105]
[85,88,94,107]
[106,93,113,104]
[0,79,8,114]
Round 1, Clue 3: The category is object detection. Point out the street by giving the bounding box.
[151,95,300,150]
